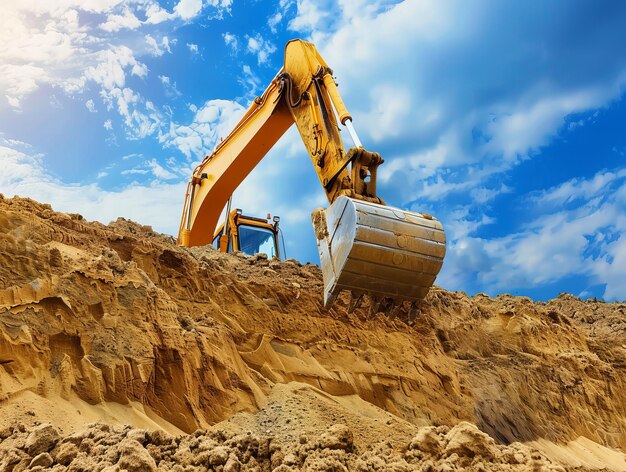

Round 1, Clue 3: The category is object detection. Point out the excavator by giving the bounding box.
[178,39,446,308]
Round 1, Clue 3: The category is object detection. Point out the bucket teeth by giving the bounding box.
[368,296,382,318]
[313,196,446,310]
[389,303,402,319]
[348,292,364,313]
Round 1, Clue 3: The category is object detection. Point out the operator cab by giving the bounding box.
[212,209,282,259]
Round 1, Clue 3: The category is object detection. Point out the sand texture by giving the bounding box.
[0,195,625,471]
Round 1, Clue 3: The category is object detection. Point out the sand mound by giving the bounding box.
[1,195,625,470]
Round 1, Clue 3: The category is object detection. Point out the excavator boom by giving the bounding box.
[178,39,446,308]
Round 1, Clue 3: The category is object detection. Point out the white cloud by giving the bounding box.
[163,37,173,53]
[482,87,620,161]
[0,3,176,115]
[238,65,262,99]
[245,34,276,65]
[470,184,511,205]
[122,168,149,175]
[529,169,626,208]
[159,75,182,98]
[7,2,127,16]
[207,0,233,9]
[103,119,113,130]
[437,167,626,300]
[145,35,172,57]
[101,87,163,139]
[85,99,97,112]
[187,43,199,54]
[288,0,331,32]
[223,33,238,52]
[144,2,174,24]
[0,137,30,148]
[85,46,147,91]
[5,95,21,108]
[0,145,186,236]
[160,99,246,159]
[76,45,164,139]
[364,84,412,142]
[147,159,178,180]
[0,1,200,108]
[0,6,86,105]
[268,12,283,33]
[99,7,142,32]
[173,0,203,20]
[336,0,398,21]
[205,0,233,19]
[144,0,230,24]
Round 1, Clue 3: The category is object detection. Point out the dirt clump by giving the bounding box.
[0,421,564,471]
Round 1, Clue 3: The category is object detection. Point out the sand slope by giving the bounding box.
[0,195,625,470]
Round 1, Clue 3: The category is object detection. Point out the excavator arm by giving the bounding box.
[177,77,292,248]
[178,39,446,308]
[178,40,382,247]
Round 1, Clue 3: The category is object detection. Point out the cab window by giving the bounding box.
[238,224,277,258]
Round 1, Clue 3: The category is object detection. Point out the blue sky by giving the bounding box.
[1,0,626,301]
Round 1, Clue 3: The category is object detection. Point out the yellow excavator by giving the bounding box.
[178,39,446,308]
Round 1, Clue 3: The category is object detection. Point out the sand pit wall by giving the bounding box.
[0,195,625,452]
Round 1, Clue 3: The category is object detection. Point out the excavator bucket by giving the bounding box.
[312,197,446,308]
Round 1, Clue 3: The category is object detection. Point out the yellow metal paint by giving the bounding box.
[322,73,351,125]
